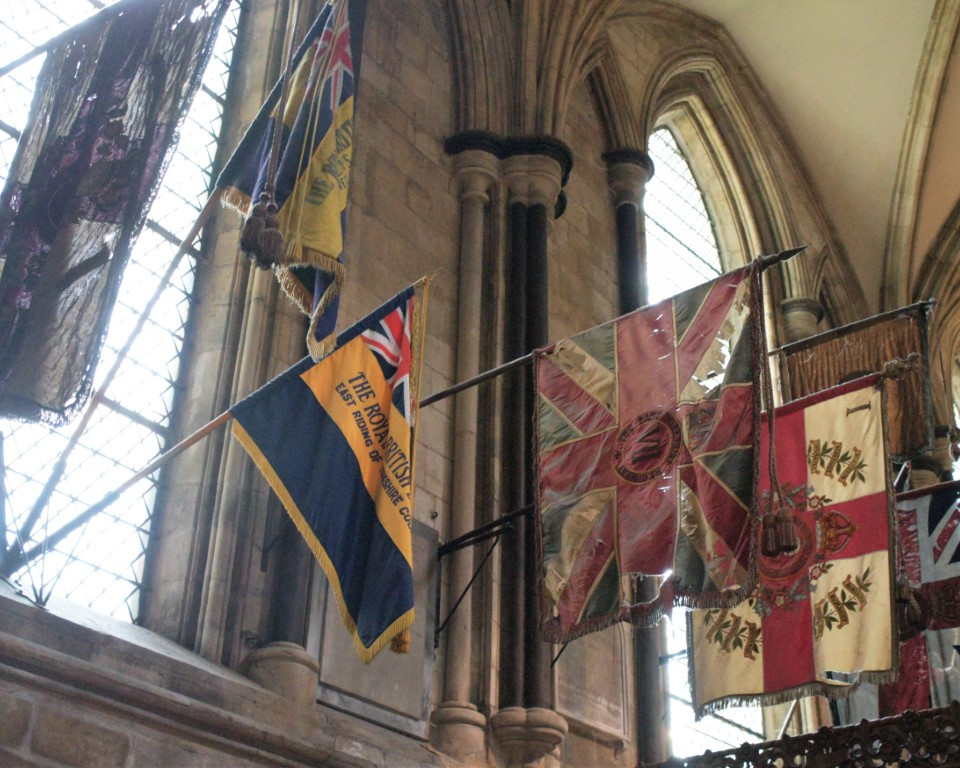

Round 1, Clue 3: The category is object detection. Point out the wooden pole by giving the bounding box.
[778,698,800,740]
[2,411,233,577]
[3,247,807,579]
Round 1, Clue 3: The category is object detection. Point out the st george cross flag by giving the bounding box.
[688,376,898,716]
[0,0,230,423]
[879,482,960,715]
[230,283,426,662]
[536,266,759,641]
[217,0,366,358]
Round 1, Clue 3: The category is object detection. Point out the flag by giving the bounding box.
[536,265,760,641]
[688,376,897,716]
[0,0,231,423]
[779,302,933,460]
[879,482,960,715]
[217,0,366,359]
[230,284,426,662]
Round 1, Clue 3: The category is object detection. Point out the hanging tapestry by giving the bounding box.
[230,283,426,662]
[688,376,898,716]
[536,265,761,641]
[879,481,960,716]
[0,0,231,424]
[779,303,933,460]
[217,0,366,359]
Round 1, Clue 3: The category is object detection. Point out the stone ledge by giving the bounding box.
[0,583,443,768]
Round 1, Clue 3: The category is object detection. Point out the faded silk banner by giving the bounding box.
[688,377,898,716]
[0,0,230,423]
[536,266,760,642]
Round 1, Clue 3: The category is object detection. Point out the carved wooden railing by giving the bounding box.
[653,702,960,767]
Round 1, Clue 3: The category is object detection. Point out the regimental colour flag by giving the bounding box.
[230,283,426,662]
[879,482,960,715]
[688,376,898,716]
[536,266,759,641]
[0,0,231,423]
[217,0,366,358]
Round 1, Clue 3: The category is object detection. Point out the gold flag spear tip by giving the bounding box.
[755,246,807,270]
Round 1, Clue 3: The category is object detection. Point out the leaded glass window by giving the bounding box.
[0,0,241,622]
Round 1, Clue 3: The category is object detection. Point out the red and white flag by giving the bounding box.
[689,376,897,715]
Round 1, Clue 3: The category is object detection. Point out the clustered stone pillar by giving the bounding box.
[430,149,497,763]
[490,151,568,768]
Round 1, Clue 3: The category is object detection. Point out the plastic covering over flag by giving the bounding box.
[229,283,426,662]
[688,376,898,716]
[536,265,760,642]
[879,482,960,715]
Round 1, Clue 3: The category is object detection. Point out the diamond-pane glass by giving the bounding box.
[645,127,765,753]
[645,128,724,303]
[0,0,241,623]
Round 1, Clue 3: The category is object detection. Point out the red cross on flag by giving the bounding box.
[688,376,897,716]
[536,266,760,641]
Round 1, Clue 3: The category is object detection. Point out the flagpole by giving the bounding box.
[417,247,806,410]
[1,410,233,577]
[4,246,807,574]
[15,192,222,546]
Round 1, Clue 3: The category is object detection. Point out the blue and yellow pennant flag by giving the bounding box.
[217,0,365,358]
[230,282,427,662]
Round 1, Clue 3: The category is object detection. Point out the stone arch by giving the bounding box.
[604,2,868,333]
[914,198,960,427]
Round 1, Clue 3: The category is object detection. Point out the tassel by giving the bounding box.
[775,507,799,554]
[240,193,270,267]
[258,202,284,266]
[390,628,411,654]
[761,513,779,558]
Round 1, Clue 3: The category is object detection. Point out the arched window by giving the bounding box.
[644,125,764,755]
[645,128,723,303]
[0,0,241,621]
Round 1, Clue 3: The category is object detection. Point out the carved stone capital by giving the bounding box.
[429,701,487,764]
[490,706,568,768]
[604,148,653,208]
[453,149,498,204]
[780,296,824,344]
[240,641,319,707]
[911,454,944,489]
[502,154,564,209]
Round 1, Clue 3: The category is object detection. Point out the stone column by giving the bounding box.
[430,149,497,763]
[911,426,953,489]
[605,149,668,764]
[780,296,824,344]
[604,149,653,311]
[490,151,569,768]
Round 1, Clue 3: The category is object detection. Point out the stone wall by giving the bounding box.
[0,582,443,768]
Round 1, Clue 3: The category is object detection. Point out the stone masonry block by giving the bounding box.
[0,691,31,747]
[31,707,131,768]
